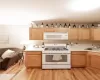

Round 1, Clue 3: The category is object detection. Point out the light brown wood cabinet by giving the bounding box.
[29,28,44,40]
[87,52,100,69]
[29,27,100,41]
[24,51,100,69]
[68,28,78,40]
[25,51,42,68]
[68,28,90,40]
[71,51,87,67]
[44,28,55,32]
[78,28,90,40]
[91,28,100,40]
[29,28,70,40]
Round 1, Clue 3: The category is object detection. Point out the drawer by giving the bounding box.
[25,51,42,55]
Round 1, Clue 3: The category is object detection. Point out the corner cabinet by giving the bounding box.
[71,51,87,67]
[68,28,90,40]
[24,51,42,68]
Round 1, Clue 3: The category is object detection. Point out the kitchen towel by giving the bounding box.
[0,74,15,80]
[52,55,62,61]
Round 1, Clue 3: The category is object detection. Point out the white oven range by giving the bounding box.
[42,44,71,69]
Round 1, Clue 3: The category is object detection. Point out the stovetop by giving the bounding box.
[44,47,68,51]
[43,44,70,53]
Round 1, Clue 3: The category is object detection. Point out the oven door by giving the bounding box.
[42,53,70,65]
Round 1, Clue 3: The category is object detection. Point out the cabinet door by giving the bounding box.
[25,54,41,68]
[30,28,44,40]
[68,28,78,40]
[71,51,87,67]
[87,52,100,69]
[90,55,100,69]
[91,28,100,40]
[78,28,90,40]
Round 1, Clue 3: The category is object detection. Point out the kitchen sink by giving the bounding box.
[85,47,100,50]
[85,48,93,50]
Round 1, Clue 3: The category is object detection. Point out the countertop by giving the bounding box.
[71,48,100,52]
[24,48,43,51]
[24,47,100,52]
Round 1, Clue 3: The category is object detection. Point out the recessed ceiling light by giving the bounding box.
[69,0,100,11]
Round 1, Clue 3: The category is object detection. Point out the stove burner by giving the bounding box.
[45,48,49,50]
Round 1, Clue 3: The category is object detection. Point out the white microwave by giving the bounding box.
[44,32,68,40]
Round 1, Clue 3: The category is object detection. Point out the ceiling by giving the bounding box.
[0,0,100,25]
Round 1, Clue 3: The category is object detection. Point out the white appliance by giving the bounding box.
[44,32,68,40]
[42,44,71,69]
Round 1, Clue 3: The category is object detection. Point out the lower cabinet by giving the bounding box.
[24,51,100,69]
[25,51,42,68]
[87,52,100,69]
[71,51,87,67]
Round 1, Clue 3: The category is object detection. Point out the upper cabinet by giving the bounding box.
[68,28,90,40]
[78,28,90,40]
[91,28,100,40]
[29,27,100,41]
[29,28,69,40]
[68,28,78,40]
[29,28,44,40]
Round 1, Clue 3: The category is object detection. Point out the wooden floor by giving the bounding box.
[1,63,100,80]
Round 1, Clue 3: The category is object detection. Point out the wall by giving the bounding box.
[0,25,99,49]
[0,25,29,48]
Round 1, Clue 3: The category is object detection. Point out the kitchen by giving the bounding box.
[22,24,100,80]
[0,0,100,80]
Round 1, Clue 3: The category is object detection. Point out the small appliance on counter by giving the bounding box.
[42,32,71,69]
